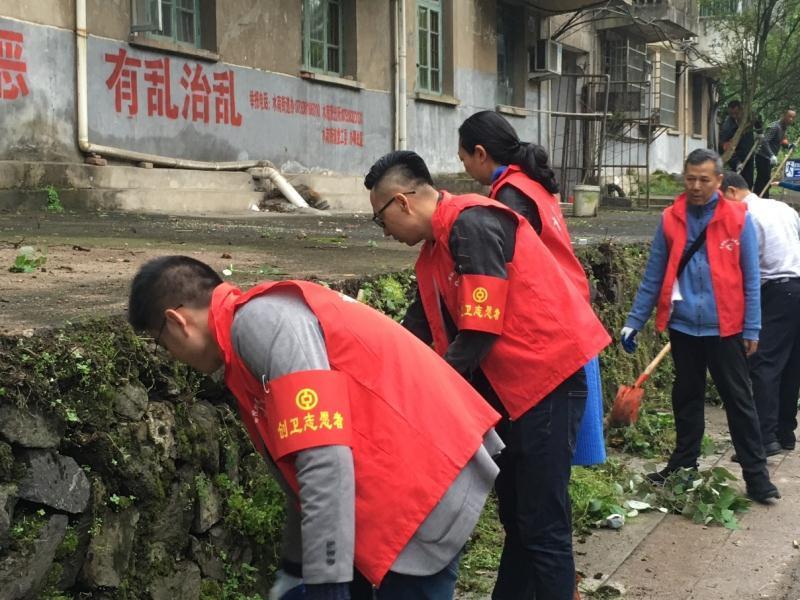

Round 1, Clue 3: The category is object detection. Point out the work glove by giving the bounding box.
[770,155,778,166]
[620,327,639,354]
[269,570,305,600]
[304,583,351,600]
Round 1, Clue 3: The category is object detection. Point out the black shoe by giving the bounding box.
[731,441,783,463]
[778,434,796,451]
[646,465,696,486]
[746,479,781,504]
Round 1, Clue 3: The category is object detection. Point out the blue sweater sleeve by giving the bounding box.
[740,213,761,340]
[626,219,669,330]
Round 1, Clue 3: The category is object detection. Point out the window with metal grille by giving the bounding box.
[417,0,443,94]
[303,0,342,75]
[659,51,676,127]
[132,0,202,47]
[602,34,649,116]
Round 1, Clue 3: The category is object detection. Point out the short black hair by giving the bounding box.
[728,99,742,109]
[128,256,222,331]
[364,150,434,191]
[685,148,723,175]
[721,171,749,191]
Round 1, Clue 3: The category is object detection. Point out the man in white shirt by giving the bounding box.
[722,171,800,453]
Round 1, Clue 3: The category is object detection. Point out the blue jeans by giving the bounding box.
[350,551,461,600]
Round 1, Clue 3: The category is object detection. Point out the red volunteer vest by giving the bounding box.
[656,193,747,337]
[415,192,611,420]
[208,281,500,585]
[490,165,591,301]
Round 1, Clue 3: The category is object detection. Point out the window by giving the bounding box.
[132,0,201,47]
[496,3,525,107]
[603,33,649,117]
[658,51,676,128]
[691,73,704,135]
[417,0,443,94]
[131,0,214,51]
[303,0,342,75]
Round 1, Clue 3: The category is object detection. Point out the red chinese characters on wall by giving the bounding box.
[0,29,30,101]
[104,49,242,127]
[262,93,364,148]
[144,57,179,119]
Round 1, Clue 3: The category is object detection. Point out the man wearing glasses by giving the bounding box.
[128,255,503,600]
[364,151,610,600]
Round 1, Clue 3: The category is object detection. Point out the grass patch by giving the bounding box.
[606,409,676,459]
[458,494,504,594]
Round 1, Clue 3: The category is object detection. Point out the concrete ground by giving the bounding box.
[575,405,800,600]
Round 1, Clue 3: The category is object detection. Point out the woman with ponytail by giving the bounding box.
[458,110,606,597]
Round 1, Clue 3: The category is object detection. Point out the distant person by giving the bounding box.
[720,100,756,188]
[755,108,796,197]
[128,256,503,600]
[722,171,800,455]
[621,148,779,503]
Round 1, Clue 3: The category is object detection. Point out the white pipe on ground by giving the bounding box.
[251,167,310,209]
[74,0,310,207]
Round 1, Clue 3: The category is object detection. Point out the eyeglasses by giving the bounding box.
[154,304,182,348]
[372,191,416,228]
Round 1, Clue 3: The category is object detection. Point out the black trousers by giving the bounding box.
[667,329,769,482]
[749,278,800,446]
[755,155,773,198]
[492,368,587,600]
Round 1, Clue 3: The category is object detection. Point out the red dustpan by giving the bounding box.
[609,342,672,427]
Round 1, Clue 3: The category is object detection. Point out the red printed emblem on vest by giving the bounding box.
[457,274,508,334]
[257,369,352,459]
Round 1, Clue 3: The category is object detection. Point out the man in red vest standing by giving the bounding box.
[621,148,779,503]
[128,256,504,600]
[364,151,610,600]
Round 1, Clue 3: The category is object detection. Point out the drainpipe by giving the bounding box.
[395,0,408,150]
[74,0,310,208]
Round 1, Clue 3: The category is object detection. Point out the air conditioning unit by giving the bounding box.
[529,39,562,79]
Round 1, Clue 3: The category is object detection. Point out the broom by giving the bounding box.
[608,342,672,428]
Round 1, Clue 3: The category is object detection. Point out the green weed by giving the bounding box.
[658,467,750,529]
[46,185,64,213]
[9,246,46,273]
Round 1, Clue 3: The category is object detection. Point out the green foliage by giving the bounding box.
[108,493,137,511]
[458,494,504,594]
[9,246,46,273]
[607,409,676,458]
[9,509,48,551]
[576,242,675,411]
[45,185,64,213]
[569,461,637,534]
[200,561,262,600]
[55,526,80,560]
[658,467,751,529]
[215,469,285,547]
[357,271,417,321]
[641,171,683,197]
[0,318,202,438]
[0,441,15,482]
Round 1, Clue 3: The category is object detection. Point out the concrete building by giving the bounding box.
[0,0,719,211]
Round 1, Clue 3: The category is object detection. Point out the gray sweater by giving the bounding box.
[230,289,502,584]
